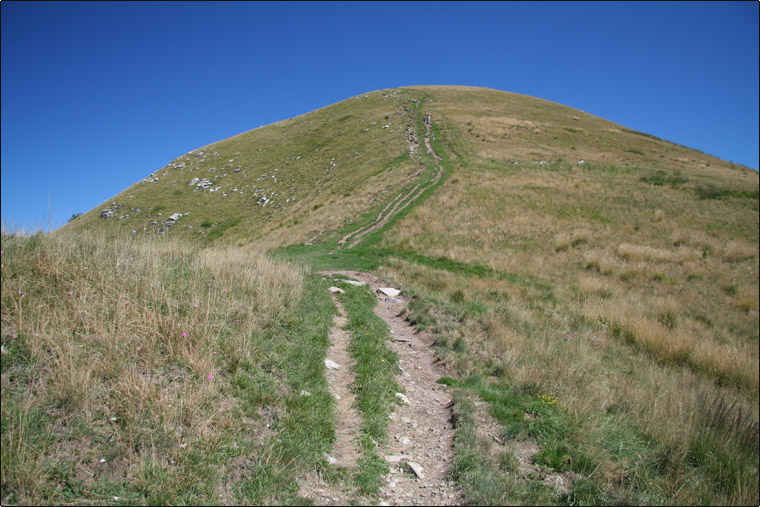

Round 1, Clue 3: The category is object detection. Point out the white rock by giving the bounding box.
[343,280,366,286]
[407,461,425,479]
[328,287,345,294]
[378,287,401,297]
[324,454,338,465]
[396,392,411,405]
[325,359,341,370]
[385,455,409,463]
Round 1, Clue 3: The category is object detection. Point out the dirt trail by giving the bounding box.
[338,117,443,249]
[307,270,464,506]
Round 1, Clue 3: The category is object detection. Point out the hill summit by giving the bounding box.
[63,85,756,248]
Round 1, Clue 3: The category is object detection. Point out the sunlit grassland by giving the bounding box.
[381,160,758,390]
[15,84,759,505]
[1,231,338,505]
[375,88,758,504]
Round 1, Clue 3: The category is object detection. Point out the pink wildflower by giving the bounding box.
[207,374,213,379]
[182,333,188,338]
[566,334,573,340]
[67,291,73,295]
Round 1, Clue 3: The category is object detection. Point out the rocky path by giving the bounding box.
[304,270,464,506]
[338,117,444,249]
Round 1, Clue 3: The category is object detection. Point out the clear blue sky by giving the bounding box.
[2,1,758,232]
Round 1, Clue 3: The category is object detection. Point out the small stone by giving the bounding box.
[324,454,338,465]
[408,461,425,479]
[377,287,401,297]
[386,297,403,304]
[343,280,366,286]
[325,359,341,370]
[396,392,411,405]
[385,455,409,463]
[399,436,412,445]
[300,390,311,397]
[328,287,345,294]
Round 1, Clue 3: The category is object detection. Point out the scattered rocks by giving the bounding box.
[100,202,125,219]
[195,179,213,191]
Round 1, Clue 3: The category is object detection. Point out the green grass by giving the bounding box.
[237,274,338,504]
[332,279,399,495]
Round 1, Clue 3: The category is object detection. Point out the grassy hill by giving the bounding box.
[63,85,757,250]
[5,86,758,505]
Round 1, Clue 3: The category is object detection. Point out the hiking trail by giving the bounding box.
[338,116,444,249]
[299,271,463,506]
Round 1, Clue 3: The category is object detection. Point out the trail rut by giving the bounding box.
[338,116,443,249]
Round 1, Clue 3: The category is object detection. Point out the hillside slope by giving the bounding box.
[63,85,756,249]
[54,85,758,505]
[64,88,431,246]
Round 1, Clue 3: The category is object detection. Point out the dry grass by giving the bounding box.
[617,242,701,263]
[1,231,305,504]
[373,88,757,503]
[577,274,613,299]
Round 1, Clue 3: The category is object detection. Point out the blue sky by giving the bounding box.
[2,1,758,232]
